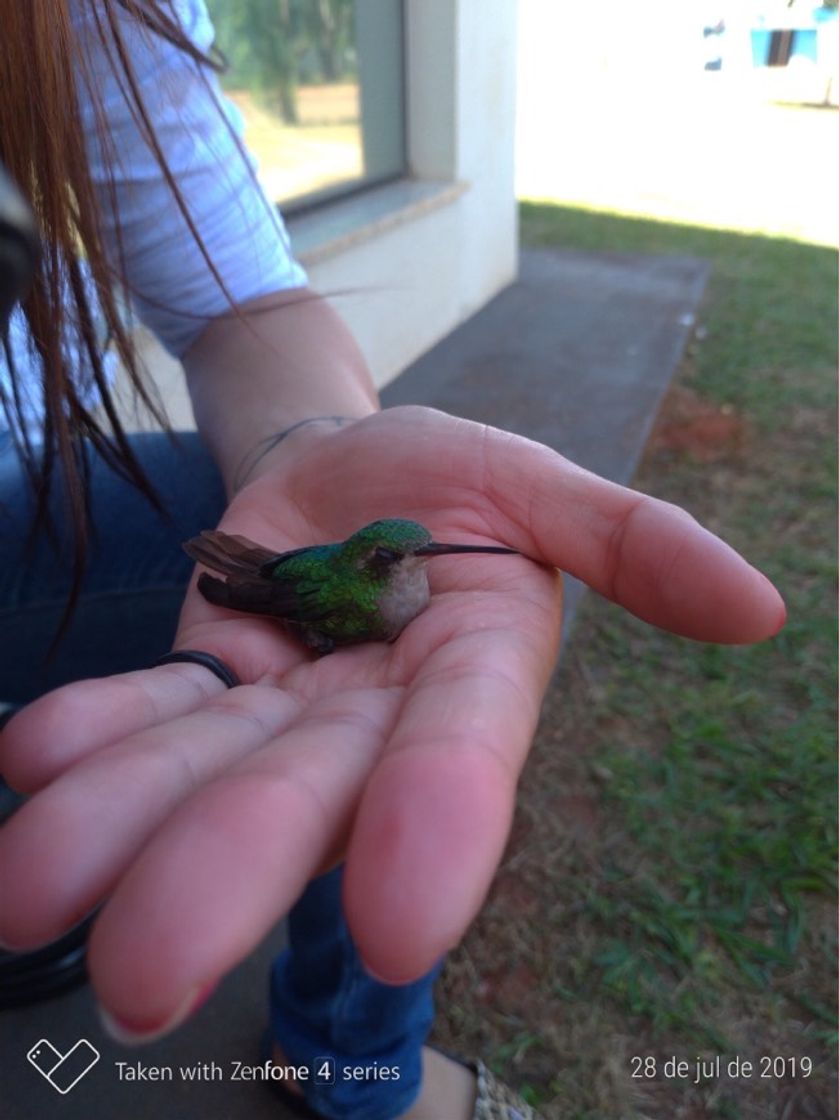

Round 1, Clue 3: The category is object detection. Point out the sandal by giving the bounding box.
[467,1056,544,1119]
[260,1034,544,1120]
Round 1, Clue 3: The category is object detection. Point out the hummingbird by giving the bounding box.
[183,518,518,654]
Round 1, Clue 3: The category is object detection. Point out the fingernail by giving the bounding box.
[359,957,410,986]
[0,931,51,953]
[773,595,788,635]
[97,980,216,1045]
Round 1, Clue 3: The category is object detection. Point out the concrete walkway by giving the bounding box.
[0,246,709,1120]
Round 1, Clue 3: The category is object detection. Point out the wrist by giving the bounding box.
[184,288,381,497]
[231,413,369,492]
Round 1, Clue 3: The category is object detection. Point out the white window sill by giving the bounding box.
[287,178,468,267]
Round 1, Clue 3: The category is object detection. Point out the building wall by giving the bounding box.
[303,0,519,390]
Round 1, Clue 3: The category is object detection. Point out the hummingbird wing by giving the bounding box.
[182,530,285,578]
[183,531,334,626]
[195,572,332,622]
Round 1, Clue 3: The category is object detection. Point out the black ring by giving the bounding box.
[155,650,241,689]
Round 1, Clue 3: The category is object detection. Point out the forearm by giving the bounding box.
[182,288,379,495]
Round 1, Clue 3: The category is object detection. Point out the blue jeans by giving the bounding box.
[270,867,441,1120]
[0,430,225,700]
[0,431,438,1119]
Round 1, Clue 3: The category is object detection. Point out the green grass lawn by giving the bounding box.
[438,204,838,1120]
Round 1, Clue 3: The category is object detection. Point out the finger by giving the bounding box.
[0,663,232,793]
[0,685,302,949]
[85,687,402,1040]
[488,443,786,643]
[397,411,785,644]
[344,581,562,983]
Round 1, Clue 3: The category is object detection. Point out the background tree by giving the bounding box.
[207,0,356,124]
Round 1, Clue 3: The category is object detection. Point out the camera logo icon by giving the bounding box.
[27,1038,100,1094]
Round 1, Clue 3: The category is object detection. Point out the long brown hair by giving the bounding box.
[0,0,231,638]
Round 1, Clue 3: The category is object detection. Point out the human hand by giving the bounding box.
[0,407,784,1040]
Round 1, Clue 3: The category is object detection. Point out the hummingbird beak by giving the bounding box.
[414,541,519,557]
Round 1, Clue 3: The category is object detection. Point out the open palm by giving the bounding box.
[0,407,783,1037]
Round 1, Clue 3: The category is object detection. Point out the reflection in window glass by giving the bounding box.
[206,0,404,211]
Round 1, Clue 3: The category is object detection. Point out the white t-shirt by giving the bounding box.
[1,0,307,435]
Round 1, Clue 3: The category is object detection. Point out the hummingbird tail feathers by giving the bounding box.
[183,530,280,578]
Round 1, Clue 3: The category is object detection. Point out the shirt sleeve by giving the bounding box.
[73,0,308,357]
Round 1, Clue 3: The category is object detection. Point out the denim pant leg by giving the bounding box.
[0,430,227,701]
[270,866,442,1120]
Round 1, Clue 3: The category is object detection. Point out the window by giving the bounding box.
[206,0,405,212]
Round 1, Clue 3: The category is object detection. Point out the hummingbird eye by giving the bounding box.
[373,546,402,565]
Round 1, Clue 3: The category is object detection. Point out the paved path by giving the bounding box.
[0,246,710,1119]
